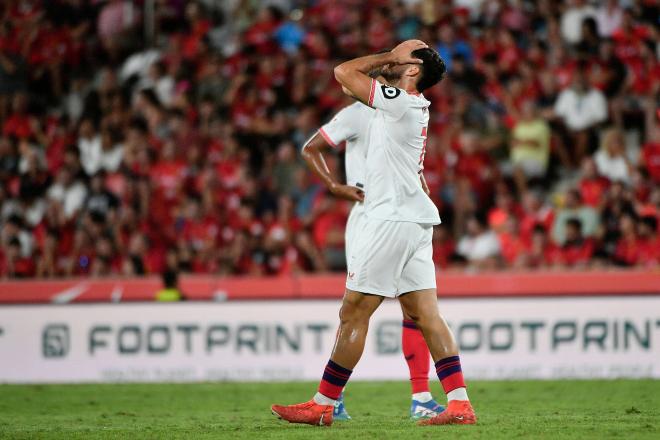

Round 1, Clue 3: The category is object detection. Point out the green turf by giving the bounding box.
[0,380,658,439]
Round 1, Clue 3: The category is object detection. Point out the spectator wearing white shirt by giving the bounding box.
[594,128,632,184]
[554,68,608,166]
[139,61,175,107]
[457,215,501,270]
[596,0,623,37]
[99,128,124,172]
[47,167,88,220]
[77,117,103,176]
[560,0,596,45]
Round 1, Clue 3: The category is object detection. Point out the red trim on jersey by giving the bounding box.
[368,79,376,106]
[318,128,338,148]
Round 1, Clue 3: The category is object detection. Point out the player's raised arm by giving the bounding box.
[334,40,427,105]
[302,132,364,202]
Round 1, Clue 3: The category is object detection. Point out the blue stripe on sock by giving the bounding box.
[327,360,352,376]
[322,371,348,386]
[436,364,462,380]
[435,355,460,369]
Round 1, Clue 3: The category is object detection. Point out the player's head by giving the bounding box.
[411,48,446,92]
[381,47,446,93]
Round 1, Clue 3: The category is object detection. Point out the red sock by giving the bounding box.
[402,319,430,394]
[318,360,352,400]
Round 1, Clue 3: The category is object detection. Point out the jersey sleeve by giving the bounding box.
[319,105,361,148]
[367,79,408,119]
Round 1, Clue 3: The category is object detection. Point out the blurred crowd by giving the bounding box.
[0,0,659,279]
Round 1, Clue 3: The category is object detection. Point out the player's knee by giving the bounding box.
[400,302,426,323]
[338,302,369,325]
[410,307,439,329]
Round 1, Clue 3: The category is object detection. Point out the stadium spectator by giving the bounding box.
[552,189,599,245]
[519,190,555,244]
[507,100,551,194]
[456,215,501,270]
[46,167,87,220]
[559,218,595,267]
[525,224,562,269]
[595,0,623,37]
[560,0,596,45]
[578,157,610,207]
[553,68,608,166]
[594,128,633,184]
[0,0,658,279]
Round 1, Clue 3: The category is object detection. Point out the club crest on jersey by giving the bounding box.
[381,85,401,99]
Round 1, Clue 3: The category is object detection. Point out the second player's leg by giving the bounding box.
[398,289,476,425]
[398,289,458,361]
[400,305,432,392]
[400,303,445,419]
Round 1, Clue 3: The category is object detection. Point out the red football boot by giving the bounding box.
[271,400,334,426]
[418,400,476,426]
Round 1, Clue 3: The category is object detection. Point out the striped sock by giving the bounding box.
[318,359,353,401]
[435,355,468,401]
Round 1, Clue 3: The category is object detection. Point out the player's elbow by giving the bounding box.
[334,63,350,86]
[301,142,313,161]
[301,135,321,160]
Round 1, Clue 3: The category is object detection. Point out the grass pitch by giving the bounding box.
[0,380,658,439]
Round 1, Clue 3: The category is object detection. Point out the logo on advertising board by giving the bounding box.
[4,298,654,383]
[42,324,70,358]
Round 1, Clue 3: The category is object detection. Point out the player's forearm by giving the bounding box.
[334,52,395,99]
[335,52,395,81]
[301,133,339,191]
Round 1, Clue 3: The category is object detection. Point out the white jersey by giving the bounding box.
[318,102,373,190]
[364,79,441,224]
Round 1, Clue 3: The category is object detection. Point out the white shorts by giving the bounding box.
[345,202,366,262]
[345,217,436,298]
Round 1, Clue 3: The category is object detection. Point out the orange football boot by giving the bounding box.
[418,400,476,426]
[271,400,334,426]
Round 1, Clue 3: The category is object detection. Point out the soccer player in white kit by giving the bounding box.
[301,97,444,420]
[272,40,476,427]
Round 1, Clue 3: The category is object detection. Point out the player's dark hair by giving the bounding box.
[411,48,446,92]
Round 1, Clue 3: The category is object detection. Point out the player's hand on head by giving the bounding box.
[330,184,365,202]
[391,40,428,65]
